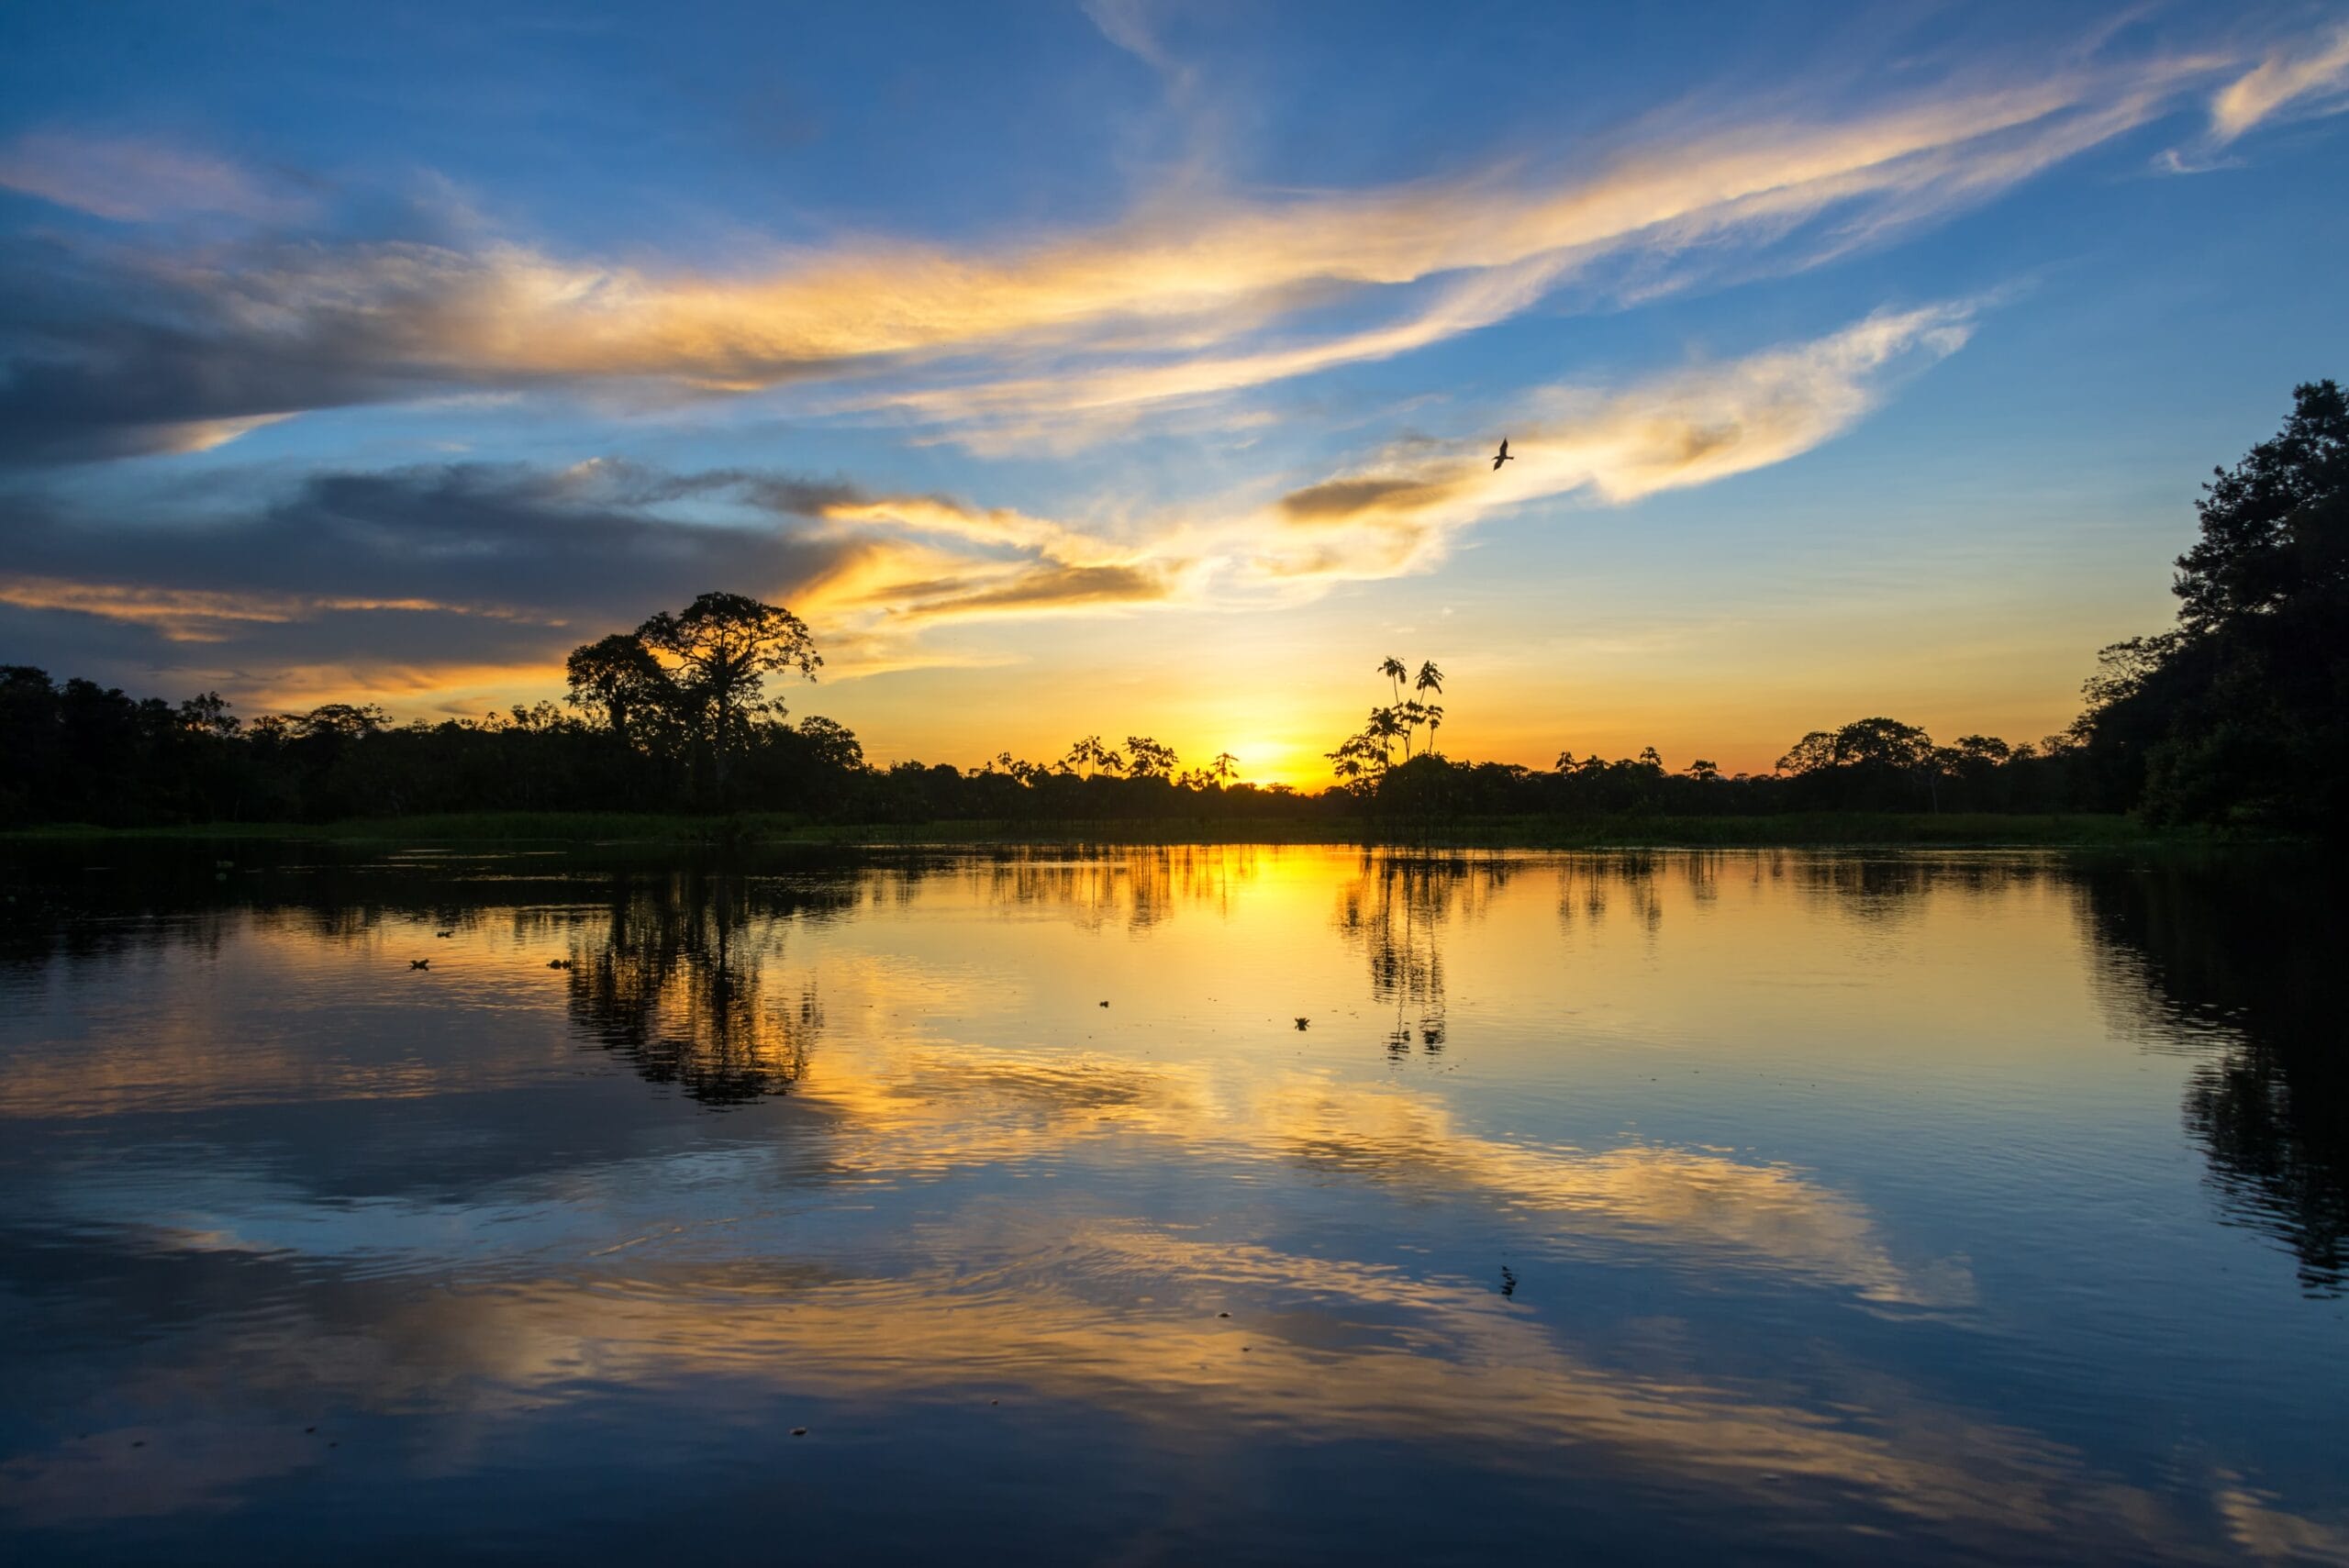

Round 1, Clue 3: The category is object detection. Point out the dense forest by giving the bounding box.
[3,380,2340,832]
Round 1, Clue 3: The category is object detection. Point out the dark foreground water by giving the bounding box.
[0,844,2343,1565]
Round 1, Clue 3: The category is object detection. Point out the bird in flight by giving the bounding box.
[1492,439,1515,471]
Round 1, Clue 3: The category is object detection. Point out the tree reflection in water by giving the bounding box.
[565,870,852,1106]
[2078,855,2347,1296]
[1334,853,1514,1055]
[959,845,1264,933]
[1553,850,1670,938]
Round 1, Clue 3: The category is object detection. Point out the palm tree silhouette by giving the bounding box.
[1375,657,1417,759]
[1330,654,1458,779]
[1212,751,1240,783]
[1413,662,1445,754]
[1062,735,1126,779]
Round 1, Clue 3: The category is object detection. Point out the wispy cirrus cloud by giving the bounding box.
[1081,0,1197,102]
[1239,302,1976,585]
[0,131,310,223]
[2154,19,2349,172]
[0,28,2276,466]
[2210,21,2349,142]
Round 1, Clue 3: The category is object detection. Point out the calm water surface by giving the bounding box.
[1,844,2343,1564]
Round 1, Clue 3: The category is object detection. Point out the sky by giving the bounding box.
[3,2,2346,784]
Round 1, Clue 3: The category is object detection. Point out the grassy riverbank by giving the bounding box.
[0,810,2221,850]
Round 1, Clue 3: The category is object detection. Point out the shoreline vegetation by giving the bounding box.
[0,810,2243,850]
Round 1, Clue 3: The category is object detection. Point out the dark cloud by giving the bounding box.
[0,235,856,468]
[0,237,464,466]
[0,601,201,696]
[1277,473,1463,524]
[738,475,871,516]
[1662,422,1743,466]
[0,462,872,701]
[9,462,853,608]
[892,562,1166,618]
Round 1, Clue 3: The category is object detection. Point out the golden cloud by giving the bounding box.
[1279,474,1468,525]
[852,302,1981,638]
[1241,302,1974,589]
[2210,23,2349,143]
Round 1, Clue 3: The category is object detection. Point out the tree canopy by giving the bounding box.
[2075,380,2349,827]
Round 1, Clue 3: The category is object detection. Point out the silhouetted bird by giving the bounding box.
[435,930,453,939]
[1492,438,1515,470]
[1099,1000,1109,1007]
[1295,1018,1309,1030]
[547,959,573,970]
[410,959,429,970]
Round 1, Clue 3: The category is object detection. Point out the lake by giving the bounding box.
[1,843,2342,1565]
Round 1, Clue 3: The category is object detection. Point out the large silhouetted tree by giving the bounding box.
[1773,716,1943,809]
[565,631,675,752]
[2076,380,2349,826]
[632,593,821,795]
[2176,380,2349,630]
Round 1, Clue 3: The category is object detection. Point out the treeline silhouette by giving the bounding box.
[1,380,2339,831]
[0,660,2094,827]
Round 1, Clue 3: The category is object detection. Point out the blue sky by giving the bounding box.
[3,1,2346,779]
